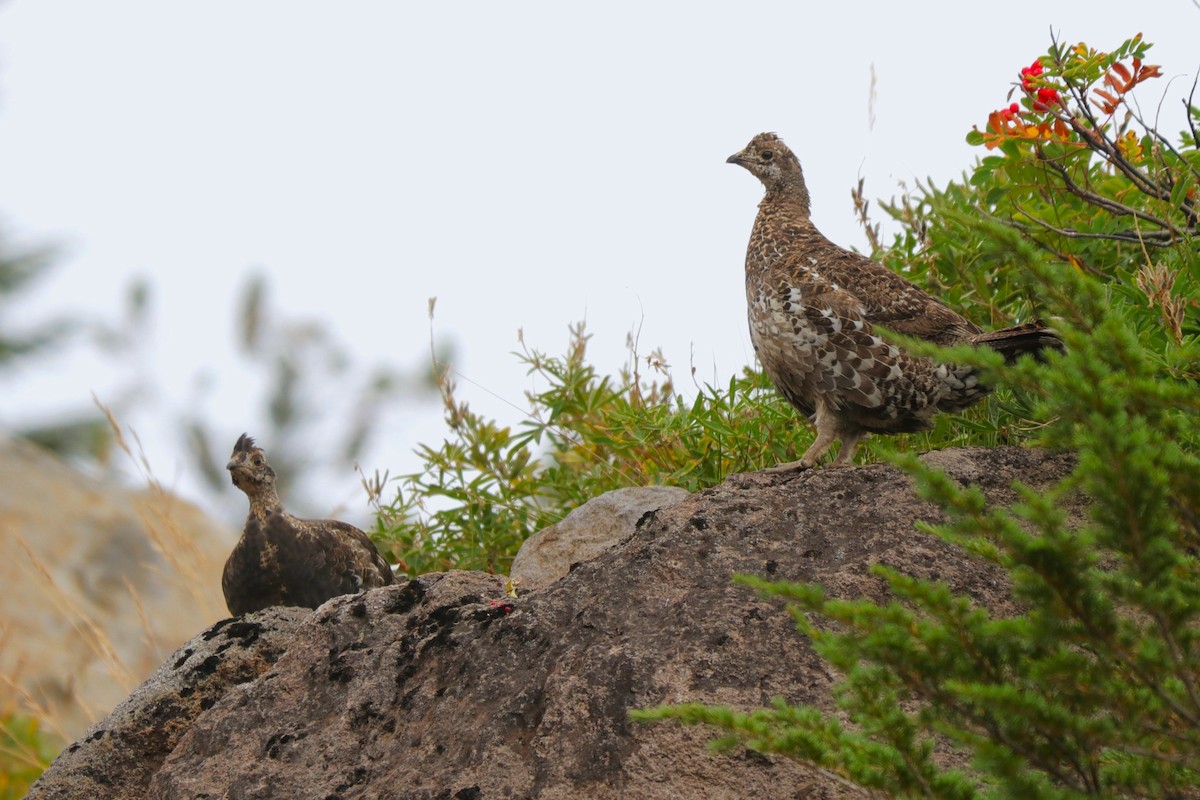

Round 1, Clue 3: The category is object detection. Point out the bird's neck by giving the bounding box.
[246,487,284,524]
[762,180,811,217]
[757,190,814,231]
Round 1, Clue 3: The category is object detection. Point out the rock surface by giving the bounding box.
[28,447,1081,800]
[24,606,309,800]
[0,433,234,739]
[509,485,690,589]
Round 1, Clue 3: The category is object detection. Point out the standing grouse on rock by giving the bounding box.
[727,132,1060,471]
[222,433,394,616]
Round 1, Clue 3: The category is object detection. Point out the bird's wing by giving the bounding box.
[763,268,906,413]
[264,513,354,606]
[262,513,386,608]
[321,520,395,588]
[776,227,980,344]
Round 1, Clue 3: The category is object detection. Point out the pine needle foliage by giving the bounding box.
[634,34,1200,799]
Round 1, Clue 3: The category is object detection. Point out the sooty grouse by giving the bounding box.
[222,433,394,615]
[727,132,1060,471]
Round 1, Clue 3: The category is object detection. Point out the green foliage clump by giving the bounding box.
[372,303,1061,576]
[0,713,60,799]
[372,326,818,574]
[634,33,1200,798]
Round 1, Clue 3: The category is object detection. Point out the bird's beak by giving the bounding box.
[726,151,747,166]
[226,459,237,472]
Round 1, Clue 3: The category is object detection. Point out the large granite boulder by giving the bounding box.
[28,447,1081,799]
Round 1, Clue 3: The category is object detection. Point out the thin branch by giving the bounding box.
[995,211,1110,276]
[1187,71,1200,148]
[1006,206,1185,248]
[851,176,884,254]
[1036,154,1188,237]
[1046,57,1164,201]
[1120,101,1200,225]
[1069,113,1170,201]
[1145,80,1196,222]
[1151,608,1200,716]
[1120,726,1200,771]
[1063,609,1200,733]
[902,670,1091,793]
[1132,718,1200,750]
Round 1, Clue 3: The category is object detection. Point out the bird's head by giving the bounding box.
[227,433,276,495]
[727,132,809,203]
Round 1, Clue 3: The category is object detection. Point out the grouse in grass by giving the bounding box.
[222,433,394,615]
[726,132,1060,471]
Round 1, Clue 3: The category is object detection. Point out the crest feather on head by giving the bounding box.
[232,433,258,456]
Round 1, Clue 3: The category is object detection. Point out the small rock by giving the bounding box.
[510,485,690,589]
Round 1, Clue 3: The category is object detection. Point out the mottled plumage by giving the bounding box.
[222,433,394,616]
[727,132,1060,470]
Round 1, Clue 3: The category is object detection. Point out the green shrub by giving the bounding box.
[371,325,820,575]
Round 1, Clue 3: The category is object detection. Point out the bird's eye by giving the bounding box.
[760,151,774,161]
[252,456,264,466]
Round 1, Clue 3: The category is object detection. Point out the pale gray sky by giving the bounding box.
[1,2,1196,519]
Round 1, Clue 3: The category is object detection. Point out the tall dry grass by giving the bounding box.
[0,402,232,787]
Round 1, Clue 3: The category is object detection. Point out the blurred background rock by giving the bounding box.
[0,432,232,741]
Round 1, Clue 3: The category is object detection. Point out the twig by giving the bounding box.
[1007,210,1181,248]
[1036,155,1187,237]
[1186,71,1200,148]
[1120,98,1200,224]
[851,176,883,253]
[997,207,1107,277]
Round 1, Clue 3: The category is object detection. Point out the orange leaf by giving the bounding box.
[1117,130,1143,160]
[1111,61,1132,82]
[1094,89,1119,105]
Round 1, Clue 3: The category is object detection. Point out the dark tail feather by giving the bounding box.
[971,322,1063,363]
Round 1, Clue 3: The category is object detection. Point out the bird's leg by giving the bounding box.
[763,419,839,474]
[798,426,837,469]
[829,430,865,468]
